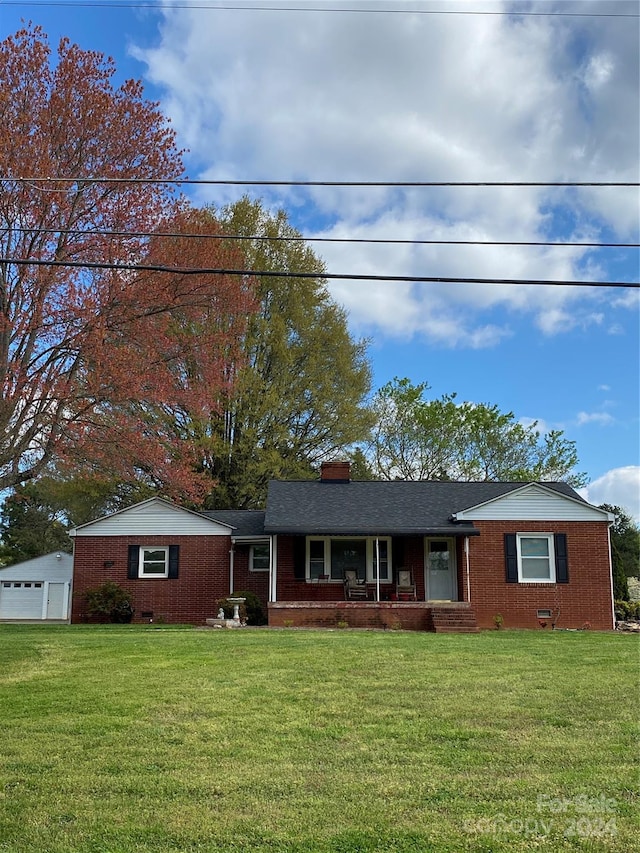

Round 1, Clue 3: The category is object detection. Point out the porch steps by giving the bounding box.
[430,606,480,633]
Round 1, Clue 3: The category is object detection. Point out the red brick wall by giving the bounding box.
[269,602,432,630]
[468,521,613,630]
[72,535,232,624]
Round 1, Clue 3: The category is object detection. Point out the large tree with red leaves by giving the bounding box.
[0,27,252,499]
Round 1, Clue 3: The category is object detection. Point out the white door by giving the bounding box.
[46,583,66,619]
[425,539,457,601]
[0,581,45,619]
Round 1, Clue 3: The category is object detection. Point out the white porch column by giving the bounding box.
[269,535,278,603]
[464,536,471,603]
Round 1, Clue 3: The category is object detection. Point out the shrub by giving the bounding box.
[614,599,640,621]
[85,582,134,623]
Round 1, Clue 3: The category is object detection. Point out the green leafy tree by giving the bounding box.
[202,198,373,508]
[369,378,587,486]
[600,504,640,599]
[0,481,71,565]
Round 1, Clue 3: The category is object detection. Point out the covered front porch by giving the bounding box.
[268,532,476,606]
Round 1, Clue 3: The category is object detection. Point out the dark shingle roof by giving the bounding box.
[263,480,582,536]
[201,510,267,538]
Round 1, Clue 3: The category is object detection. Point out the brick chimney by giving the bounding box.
[320,461,351,482]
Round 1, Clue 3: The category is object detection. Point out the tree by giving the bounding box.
[600,504,640,598]
[369,377,586,486]
[0,27,252,500]
[0,481,71,565]
[202,198,373,508]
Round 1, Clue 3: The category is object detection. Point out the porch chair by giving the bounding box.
[395,568,417,601]
[344,569,369,600]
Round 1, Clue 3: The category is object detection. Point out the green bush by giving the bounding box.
[85,582,134,623]
[217,591,267,625]
[614,599,640,621]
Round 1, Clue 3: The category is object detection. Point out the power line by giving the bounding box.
[0,1,637,17]
[5,225,639,250]
[4,177,637,188]
[2,256,637,288]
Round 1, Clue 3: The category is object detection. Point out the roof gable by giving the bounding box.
[453,483,612,522]
[70,497,233,538]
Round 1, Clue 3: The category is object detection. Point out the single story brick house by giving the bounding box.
[70,462,615,631]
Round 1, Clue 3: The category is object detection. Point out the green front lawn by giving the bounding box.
[0,625,637,852]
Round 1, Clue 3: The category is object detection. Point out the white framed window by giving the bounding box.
[517,534,555,583]
[306,537,391,582]
[138,546,169,578]
[250,543,270,572]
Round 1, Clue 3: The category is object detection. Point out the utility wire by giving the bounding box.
[4,177,637,187]
[4,225,638,250]
[2,256,637,288]
[0,1,637,17]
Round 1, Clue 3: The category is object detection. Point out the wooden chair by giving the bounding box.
[344,569,369,600]
[396,568,417,601]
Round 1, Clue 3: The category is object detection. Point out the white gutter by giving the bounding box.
[229,545,235,595]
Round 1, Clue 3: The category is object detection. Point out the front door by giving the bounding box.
[425,539,457,601]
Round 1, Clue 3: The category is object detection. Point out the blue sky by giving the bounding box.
[1,0,639,518]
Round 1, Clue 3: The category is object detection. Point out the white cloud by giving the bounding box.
[576,411,615,426]
[580,466,640,522]
[133,1,639,347]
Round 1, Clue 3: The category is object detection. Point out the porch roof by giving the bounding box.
[264,479,581,536]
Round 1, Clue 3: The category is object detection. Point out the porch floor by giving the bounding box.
[268,601,479,632]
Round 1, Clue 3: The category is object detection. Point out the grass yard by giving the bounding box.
[0,626,637,853]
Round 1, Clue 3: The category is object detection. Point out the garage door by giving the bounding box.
[0,581,45,619]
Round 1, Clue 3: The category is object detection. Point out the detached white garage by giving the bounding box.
[0,552,73,622]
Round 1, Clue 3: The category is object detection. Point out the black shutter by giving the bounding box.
[127,545,139,579]
[293,536,306,581]
[168,545,179,579]
[554,534,569,583]
[505,534,518,583]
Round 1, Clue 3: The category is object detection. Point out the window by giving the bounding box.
[306,537,391,582]
[128,545,179,580]
[250,544,270,572]
[139,547,169,578]
[506,533,568,584]
[517,534,554,582]
[308,539,327,580]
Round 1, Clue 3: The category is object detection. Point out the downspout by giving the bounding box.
[465,536,471,604]
[229,544,235,596]
[607,522,616,630]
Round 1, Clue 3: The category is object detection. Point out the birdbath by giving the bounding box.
[227,597,246,624]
